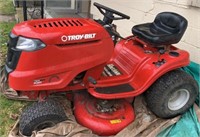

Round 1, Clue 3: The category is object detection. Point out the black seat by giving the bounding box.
[132,12,188,46]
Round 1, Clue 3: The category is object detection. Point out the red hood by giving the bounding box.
[12,18,110,45]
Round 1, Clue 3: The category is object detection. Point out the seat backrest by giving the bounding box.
[153,12,188,35]
[132,12,188,46]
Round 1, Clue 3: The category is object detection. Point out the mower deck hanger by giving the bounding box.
[1,2,198,136]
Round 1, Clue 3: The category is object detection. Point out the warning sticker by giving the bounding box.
[110,119,122,124]
[103,64,122,76]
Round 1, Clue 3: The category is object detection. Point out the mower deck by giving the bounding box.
[74,92,135,136]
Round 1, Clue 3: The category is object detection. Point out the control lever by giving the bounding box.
[153,48,166,67]
[88,76,97,85]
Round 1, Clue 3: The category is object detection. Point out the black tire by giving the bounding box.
[144,69,198,118]
[19,99,67,136]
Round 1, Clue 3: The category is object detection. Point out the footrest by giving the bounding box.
[88,83,135,99]
[96,84,134,94]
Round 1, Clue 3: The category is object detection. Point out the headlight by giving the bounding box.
[16,37,46,51]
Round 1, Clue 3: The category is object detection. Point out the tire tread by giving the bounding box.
[145,69,198,118]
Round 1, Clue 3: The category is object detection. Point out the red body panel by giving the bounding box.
[12,18,109,45]
[88,37,190,99]
[74,92,135,136]
[9,18,114,90]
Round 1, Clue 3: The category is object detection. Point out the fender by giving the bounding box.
[88,38,190,99]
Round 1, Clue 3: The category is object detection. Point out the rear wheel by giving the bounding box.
[19,99,67,136]
[144,69,198,118]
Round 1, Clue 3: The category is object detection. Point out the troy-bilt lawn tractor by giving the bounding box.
[0,2,199,136]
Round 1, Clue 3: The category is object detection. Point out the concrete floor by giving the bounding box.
[0,15,15,22]
[44,8,87,18]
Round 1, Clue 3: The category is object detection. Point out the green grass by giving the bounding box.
[0,21,16,44]
[0,2,26,135]
[0,20,27,136]
[0,95,28,136]
[0,21,16,63]
[0,0,15,15]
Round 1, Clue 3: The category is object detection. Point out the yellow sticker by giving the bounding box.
[110,119,122,124]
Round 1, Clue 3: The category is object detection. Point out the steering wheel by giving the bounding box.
[94,2,130,23]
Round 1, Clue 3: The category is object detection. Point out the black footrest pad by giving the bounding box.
[96,84,134,94]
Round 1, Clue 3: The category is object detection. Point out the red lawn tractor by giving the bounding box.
[0,2,198,136]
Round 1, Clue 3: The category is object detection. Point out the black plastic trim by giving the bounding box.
[96,84,134,94]
[5,33,21,73]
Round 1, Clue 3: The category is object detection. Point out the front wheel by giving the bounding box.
[19,99,67,136]
[144,69,198,118]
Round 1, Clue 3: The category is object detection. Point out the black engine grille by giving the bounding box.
[33,19,83,28]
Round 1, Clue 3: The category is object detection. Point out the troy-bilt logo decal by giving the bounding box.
[61,33,96,42]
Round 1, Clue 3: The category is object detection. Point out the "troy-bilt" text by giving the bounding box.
[61,33,96,42]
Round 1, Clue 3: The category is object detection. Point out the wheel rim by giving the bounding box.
[34,121,55,131]
[168,89,190,111]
